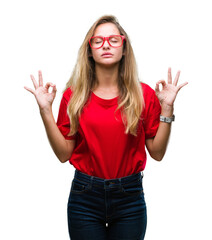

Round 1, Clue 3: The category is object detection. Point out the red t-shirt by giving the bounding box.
[56,83,161,179]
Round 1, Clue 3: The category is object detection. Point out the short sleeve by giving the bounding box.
[142,83,161,139]
[56,90,76,140]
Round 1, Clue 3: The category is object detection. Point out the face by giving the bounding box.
[90,23,124,67]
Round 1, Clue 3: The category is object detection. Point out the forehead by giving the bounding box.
[94,23,120,36]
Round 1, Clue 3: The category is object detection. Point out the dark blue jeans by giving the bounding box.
[67,170,147,240]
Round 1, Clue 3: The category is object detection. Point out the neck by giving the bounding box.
[94,63,119,90]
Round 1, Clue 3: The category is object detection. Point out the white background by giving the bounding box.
[1,0,211,239]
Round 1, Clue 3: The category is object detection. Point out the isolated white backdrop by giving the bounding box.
[0,0,211,239]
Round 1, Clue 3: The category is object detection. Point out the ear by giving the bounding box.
[88,48,93,57]
[122,48,126,56]
[122,40,126,56]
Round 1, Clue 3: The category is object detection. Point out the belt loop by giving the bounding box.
[90,176,94,189]
[74,169,77,178]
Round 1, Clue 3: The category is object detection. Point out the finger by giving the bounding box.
[177,82,188,92]
[173,70,181,86]
[38,70,43,87]
[45,82,52,90]
[155,79,166,93]
[168,67,172,84]
[155,82,160,93]
[24,86,35,95]
[52,84,57,94]
[30,74,38,89]
[45,82,56,92]
[157,79,167,87]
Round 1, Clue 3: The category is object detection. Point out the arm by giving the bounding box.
[24,70,75,163]
[145,105,173,161]
[146,68,188,161]
[40,108,75,163]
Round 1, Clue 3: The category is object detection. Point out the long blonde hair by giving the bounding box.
[64,15,144,136]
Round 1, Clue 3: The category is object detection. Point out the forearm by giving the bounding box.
[147,105,173,161]
[147,67,188,160]
[40,108,75,163]
[25,71,75,162]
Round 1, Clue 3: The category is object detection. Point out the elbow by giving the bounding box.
[55,140,75,163]
[146,138,167,162]
[150,151,165,161]
[59,140,75,163]
[153,155,164,161]
[57,154,70,163]
[59,158,69,163]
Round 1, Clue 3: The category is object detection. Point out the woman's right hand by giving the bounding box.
[24,70,57,112]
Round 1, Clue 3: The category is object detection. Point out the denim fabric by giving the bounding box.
[67,170,147,240]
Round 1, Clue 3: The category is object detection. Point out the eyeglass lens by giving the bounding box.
[90,36,123,48]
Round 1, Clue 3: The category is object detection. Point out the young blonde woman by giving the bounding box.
[25,15,188,240]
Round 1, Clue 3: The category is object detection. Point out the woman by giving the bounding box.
[25,15,187,240]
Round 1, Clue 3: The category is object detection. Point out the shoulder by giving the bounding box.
[140,82,161,116]
[62,87,73,103]
[140,82,156,100]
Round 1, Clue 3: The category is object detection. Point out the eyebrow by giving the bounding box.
[92,34,120,37]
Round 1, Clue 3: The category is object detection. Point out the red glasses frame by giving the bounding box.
[89,35,126,49]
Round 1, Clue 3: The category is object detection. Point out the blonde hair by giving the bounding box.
[64,15,144,136]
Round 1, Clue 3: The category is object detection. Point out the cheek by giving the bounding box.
[116,48,124,60]
[91,50,100,61]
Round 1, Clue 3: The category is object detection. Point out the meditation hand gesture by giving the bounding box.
[24,70,57,112]
[155,68,188,108]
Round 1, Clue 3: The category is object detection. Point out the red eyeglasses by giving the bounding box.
[89,35,126,49]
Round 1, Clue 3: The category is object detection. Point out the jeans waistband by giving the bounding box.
[74,170,143,187]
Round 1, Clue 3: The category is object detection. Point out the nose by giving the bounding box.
[102,39,110,49]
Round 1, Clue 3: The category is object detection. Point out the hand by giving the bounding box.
[155,68,188,107]
[24,70,57,111]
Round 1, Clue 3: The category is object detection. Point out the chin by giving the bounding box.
[97,58,121,66]
[98,61,120,68]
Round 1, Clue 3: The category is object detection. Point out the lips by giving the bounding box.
[101,52,113,57]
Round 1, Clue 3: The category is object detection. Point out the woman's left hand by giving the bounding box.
[155,68,188,107]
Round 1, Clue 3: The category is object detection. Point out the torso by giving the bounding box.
[57,82,161,179]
